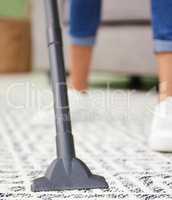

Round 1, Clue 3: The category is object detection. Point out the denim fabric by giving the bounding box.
[69,0,172,52]
[151,0,172,52]
[154,40,172,53]
[69,0,102,38]
[70,36,96,46]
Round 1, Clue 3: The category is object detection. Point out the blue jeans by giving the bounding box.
[69,0,172,52]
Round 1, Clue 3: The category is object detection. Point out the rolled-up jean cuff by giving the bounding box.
[70,36,96,46]
[154,39,172,53]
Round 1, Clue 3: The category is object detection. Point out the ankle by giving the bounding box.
[68,79,88,93]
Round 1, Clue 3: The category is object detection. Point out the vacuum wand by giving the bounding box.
[31,0,109,192]
[45,0,75,167]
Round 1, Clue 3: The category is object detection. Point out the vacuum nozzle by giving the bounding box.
[31,158,108,192]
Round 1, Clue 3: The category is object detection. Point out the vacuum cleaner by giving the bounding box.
[31,0,109,192]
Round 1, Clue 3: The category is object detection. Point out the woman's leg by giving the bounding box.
[69,45,93,91]
[157,53,172,101]
[149,0,172,152]
[69,0,102,91]
[152,0,172,101]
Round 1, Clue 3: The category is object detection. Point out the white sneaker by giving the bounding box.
[149,97,172,152]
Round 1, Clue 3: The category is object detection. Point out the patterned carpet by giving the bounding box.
[0,74,172,200]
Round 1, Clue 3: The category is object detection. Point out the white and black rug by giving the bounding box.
[0,74,171,200]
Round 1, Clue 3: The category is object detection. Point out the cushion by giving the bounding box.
[102,0,151,21]
[63,0,151,23]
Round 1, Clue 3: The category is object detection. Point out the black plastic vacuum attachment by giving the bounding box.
[31,0,108,192]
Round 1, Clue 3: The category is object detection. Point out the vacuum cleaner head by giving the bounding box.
[31,158,108,192]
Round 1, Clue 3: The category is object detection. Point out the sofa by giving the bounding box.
[32,0,157,76]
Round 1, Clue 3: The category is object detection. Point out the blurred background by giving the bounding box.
[0,0,158,90]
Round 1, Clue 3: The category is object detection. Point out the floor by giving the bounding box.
[0,73,172,200]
